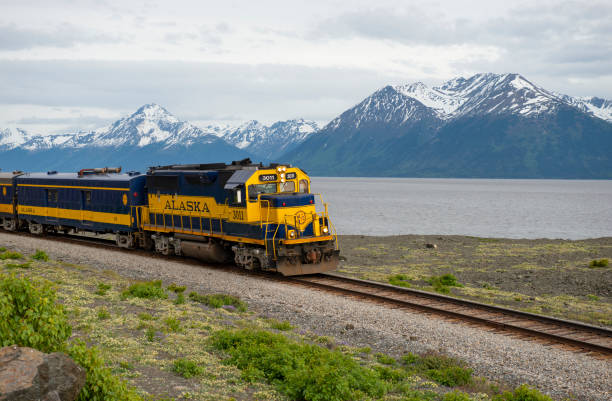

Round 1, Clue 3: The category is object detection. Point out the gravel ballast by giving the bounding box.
[2,232,610,401]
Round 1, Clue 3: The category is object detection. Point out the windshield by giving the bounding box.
[248,183,277,200]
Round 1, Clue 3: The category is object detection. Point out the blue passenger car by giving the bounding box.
[15,171,146,241]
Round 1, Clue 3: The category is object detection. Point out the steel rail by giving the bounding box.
[287,273,612,357]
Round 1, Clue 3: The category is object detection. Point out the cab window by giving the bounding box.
[248,183,277,201]
[280,181,295,192]
[299,179,309,193]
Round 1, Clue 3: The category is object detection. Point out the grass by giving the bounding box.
[388,273,411,288]
[163,316,182,332]
[188,291,247,312]
[97,307,110,320]
[426,274,463,294]
[589,258,609,268]
[31,249,49,261]
[121,280,167,300]
[5,262,31,269]
[172,358,204,378]
[0,250,23,260]
[267,318,294,331]
[95,282,112,295]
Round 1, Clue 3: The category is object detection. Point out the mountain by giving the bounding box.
[283,73,612,178]
[0,104,251,172]
[222,119,318,160]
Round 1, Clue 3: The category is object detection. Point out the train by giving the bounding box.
[0,159,339,275]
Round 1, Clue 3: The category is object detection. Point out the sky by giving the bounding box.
[1,0,611,135]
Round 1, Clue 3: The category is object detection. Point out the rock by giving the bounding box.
[425,243,437,249]
[0,346,85,401]
[344,323,355,330]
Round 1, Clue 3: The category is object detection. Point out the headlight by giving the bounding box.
[322,226,329,234]
[288,230,297,239]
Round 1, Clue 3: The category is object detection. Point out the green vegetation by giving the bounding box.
[375,352,396,366]
[97,307,110,320]
[167,283,186,293]
[188,291,247,312]
[426,274,463,294]
[589,258,609,268]
[0,272,144,400]
[121,280,167,300]
[267,318,293,331]
[0,250,23,260]
[586,294,599,301]
[402,353,472,387]
[211,328,385,401]
[5,262,31,269]
[492,384,553,401]
[145,327,157,342]
[172,358,204,378]
[0,273,71,352]
[388,273,411,288]
[442,391,472,401]
[163,316,182,333]
[67,340,142,401]
[31,249,49,261]
[95,282,112,296]
[138,312,154,321]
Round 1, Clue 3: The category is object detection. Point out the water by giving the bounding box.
[310,178,612,239]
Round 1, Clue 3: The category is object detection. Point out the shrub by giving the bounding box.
[375,352,396,365]
[388,274,411,288]
[443,391,472,401]
[493,384,552,401]
[172,358,203,378]
[167,283,186,293]
[0,251,23,260]
[163,316,181,332]
[586,294,599,301]
[268,319,293,331]
[210,328,386,401]
[426,274,463,294]
[95,282,112,296]
[174,292,185,305]
[145,327,157,342]
[67,340,142,401]
[31,250,49,261]
[122,280,167,300]
[0,247,6,252]
[401,352,472,387]
[589,259,609,268]
[188,291,247,312]
[0,274,71,352]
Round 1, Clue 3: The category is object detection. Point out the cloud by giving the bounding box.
[0,23,118,50]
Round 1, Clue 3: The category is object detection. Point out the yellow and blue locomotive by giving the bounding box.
[0,160,339,275]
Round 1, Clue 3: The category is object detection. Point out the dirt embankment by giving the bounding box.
[337,235,612,326]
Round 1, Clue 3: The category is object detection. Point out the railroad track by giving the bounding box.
[3,230,611,358]
[288,273,612,358]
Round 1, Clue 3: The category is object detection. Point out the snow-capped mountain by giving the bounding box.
[0,104,319,171]
[0,128,31,150]
[222,119,319,159]
[393,73,612,121]
[286,73,612,178]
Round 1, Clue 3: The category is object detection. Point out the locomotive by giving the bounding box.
[0,159,339,275]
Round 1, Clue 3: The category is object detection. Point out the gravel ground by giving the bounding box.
[2,232,610,401]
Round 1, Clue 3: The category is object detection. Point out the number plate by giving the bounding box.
[286,172,297,180]
[259,174,277,182]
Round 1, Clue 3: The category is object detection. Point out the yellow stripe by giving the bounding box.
[283,235,334,245]
[0,204,13,214]
[18,184,129,191]
[18,205,131,226]
[142,224,265,245]
[0,183,11,186]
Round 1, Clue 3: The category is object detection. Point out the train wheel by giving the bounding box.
[3,218,17,231]
[28,222,44,235]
